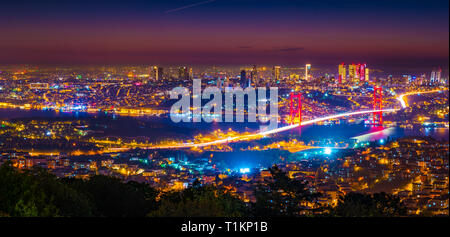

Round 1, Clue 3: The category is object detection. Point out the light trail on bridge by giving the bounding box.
[112,89,444,151]
[396,89,442,108]
[144,108,399,150]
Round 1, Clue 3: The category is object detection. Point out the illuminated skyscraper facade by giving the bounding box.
[348,64,355,82]
[338,63,346,84]
[365,67,369,81]
[251,65,258,86]
[152,66,163,81]
[355,64,361,82]
[359,63,365,83]
[273,66,281,84]
[305,64,311,81]
[430,67,442,85]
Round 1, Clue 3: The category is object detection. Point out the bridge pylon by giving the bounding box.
[289,92,302,126]
[372,86,383,125]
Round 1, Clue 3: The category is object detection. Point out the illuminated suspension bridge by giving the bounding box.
[115,89,442,150]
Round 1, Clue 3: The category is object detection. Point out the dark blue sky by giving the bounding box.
[0,0,448,71]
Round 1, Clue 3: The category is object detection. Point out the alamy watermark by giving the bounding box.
[169,79,279,132]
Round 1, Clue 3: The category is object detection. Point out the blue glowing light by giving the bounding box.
[324,148,332,155]
[239,168,250,174]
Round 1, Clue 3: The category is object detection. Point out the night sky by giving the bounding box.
[1,0,448,71]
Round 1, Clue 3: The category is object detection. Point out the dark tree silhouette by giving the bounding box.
[0,161,93,217]
[62,175,158,217]
[252,165,321,217]
[148,185,248,217]
[331,192,407,217]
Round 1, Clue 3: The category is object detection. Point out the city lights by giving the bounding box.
[0,0,448,225]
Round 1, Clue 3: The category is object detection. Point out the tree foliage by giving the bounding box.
[62,175,158,217]
[253,165,321,217]
[148,184,248,217]
[0,161,93,217]
[330,192,407,217]
[0,162,157,217]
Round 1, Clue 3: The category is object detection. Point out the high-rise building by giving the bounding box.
[273,66,281,84]
[305,64,311,80]
[365,67,369,81]
[152,66,163,81]
[359,63,366,83]
[189,68,193,79]
[217,72,227,89]
[354,64,361,83]
[348,64,355,82]
[355,64,361,77]
[251,65,258,86]
[223,76,230,88]
[240,70,247,88]
[430,67,442,85]
[338,63,346,84]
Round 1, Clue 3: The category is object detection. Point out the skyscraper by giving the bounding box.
[305,64,311,81]
[365,67,369,82]
[273,66,281,84]
[240,70,247,88]
[224,76,230,88]
[359,63,366,83]
[431,67,442,85]
[354,64,361,83]
[338,63,346,84]
[189,68,193,80]
[348,63,355,81]
[251,65,258,87]
[152,66,163,81]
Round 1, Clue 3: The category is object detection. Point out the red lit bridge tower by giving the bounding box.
[372,86,383,125]
[289,92,302,125]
